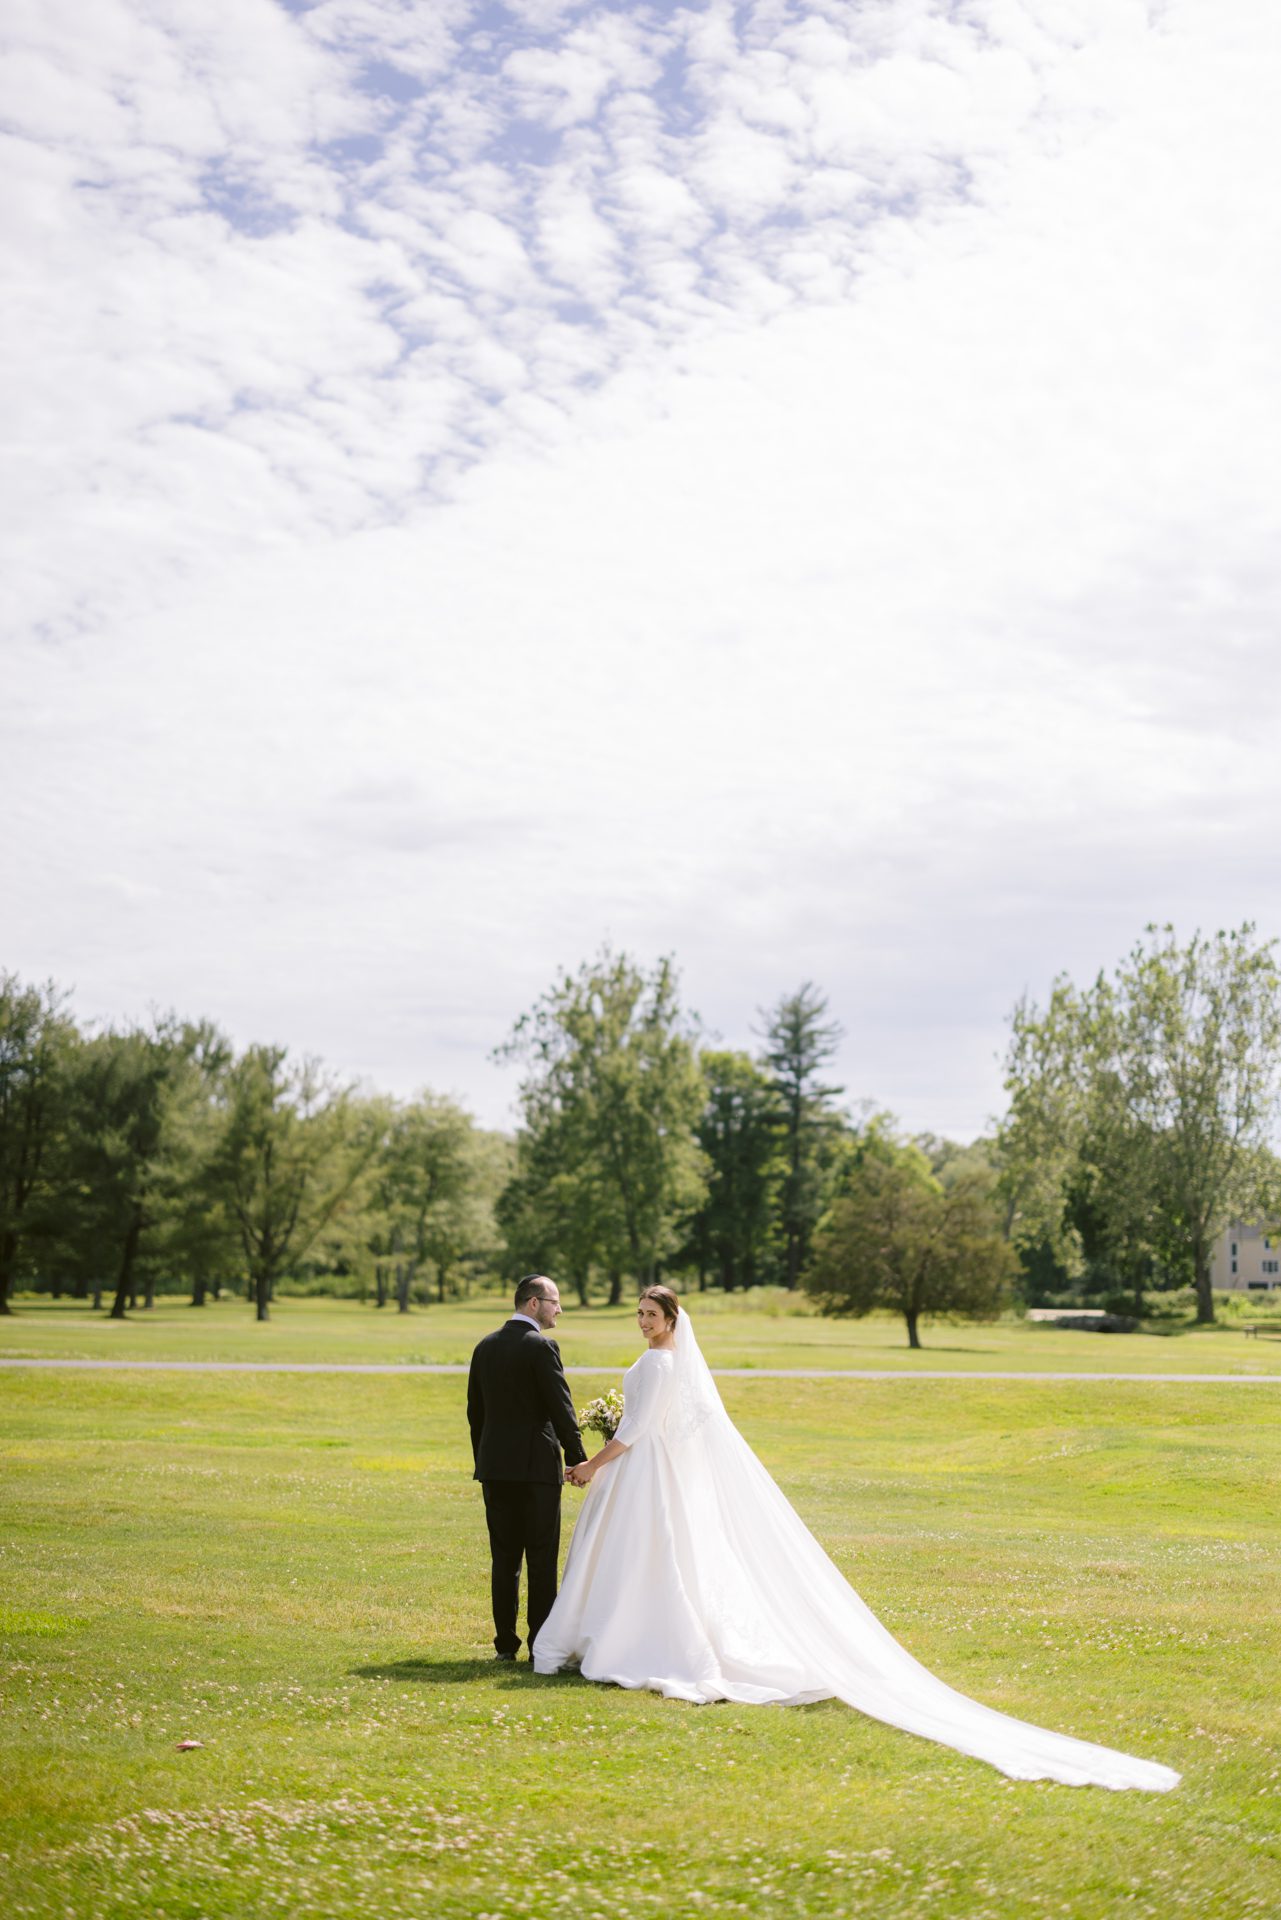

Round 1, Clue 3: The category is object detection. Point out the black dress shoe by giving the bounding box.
[493,1651,517,1662]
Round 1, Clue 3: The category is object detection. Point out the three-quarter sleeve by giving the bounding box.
[613,1351,674,1449]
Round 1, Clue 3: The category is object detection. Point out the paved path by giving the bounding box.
[2,1358,1278,1383]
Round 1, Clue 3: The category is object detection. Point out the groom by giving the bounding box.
[467,1275,587,1661]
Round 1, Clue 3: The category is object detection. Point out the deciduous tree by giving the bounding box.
[210,1046,371,1321]
[497,950,707,1298]
[807,1128,1014,1348]
[0,976,75,1314]
[1001,925,1281,1324]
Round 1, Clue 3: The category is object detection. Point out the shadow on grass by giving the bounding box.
[349,1658,847,1714]
[350,1656,582,1689]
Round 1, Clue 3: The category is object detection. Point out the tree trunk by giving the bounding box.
[91,1282,103,1310]
[143,1272,156,1309]
[904,1308,922,1350]
[1193,1248,1215,1324]
[374,1264,387,1308]
[784,1112,803,1289]
[0,1231,19,1314]
[212,1278,221,1302]
[574,1268,589,1308]
[191,1274,207,1307]
[255,1269,271,1321]
[608,1267,622,1307]
[110,1208,144,1320]
[397,1261,414,1313]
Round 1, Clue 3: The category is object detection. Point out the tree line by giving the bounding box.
[0,984,509,1322]
[3,923,1279,1340]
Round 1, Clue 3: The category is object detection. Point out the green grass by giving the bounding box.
[5,1291,1281,1373]
[2,1367,1279,1917]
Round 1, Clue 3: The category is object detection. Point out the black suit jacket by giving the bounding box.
[467,1318,588,1485]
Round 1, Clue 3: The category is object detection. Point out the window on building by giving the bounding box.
[1264,1260,1279,1274]
[1231,1259,1238,1274]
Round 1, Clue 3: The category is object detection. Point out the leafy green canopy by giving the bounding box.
[495,949,708,1299]
[807,1127,1014,1349]
[999,924,1281,1324]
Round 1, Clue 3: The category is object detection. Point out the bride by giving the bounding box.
[532,1286,1179,1792]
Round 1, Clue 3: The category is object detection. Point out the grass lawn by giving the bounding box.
[2,1365,1279,1918]
[4,1291,1281,1373]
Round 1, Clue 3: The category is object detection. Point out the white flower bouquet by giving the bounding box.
[577,1387,624,1440]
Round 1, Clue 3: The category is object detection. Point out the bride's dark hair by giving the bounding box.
[638,1284,681,1326]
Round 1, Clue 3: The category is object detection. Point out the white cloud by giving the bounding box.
[4,0,1281,1138]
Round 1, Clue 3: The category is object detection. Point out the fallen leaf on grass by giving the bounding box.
[175,1740,204,1751]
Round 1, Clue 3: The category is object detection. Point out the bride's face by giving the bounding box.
[636,1298,672,1343]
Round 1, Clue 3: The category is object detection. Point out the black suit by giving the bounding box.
[467,1317,587,1656]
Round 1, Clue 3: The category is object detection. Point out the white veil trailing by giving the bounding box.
[667,1307,725,1443]
[651,1309,1179,1792]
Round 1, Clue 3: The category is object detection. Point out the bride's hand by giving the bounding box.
[568,1462,593,1487]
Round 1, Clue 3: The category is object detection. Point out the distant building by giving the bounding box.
[1211,1222,1281,1293]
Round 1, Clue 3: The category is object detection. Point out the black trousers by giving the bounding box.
[481,1479,562,1657]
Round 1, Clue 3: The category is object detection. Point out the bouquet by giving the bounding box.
[577,1387,624,1440]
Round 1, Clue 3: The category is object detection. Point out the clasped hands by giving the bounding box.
[565,1462,593,1488]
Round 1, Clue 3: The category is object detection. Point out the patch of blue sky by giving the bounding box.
[554,299,598,326]
[322,132,385,166]
[468,3,524,49]
[497,120,565,167]
[360,60,427,105]
[653,39,701,137]
[198,164,297,237]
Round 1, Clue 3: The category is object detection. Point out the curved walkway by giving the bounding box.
[1,1357,1278,1382]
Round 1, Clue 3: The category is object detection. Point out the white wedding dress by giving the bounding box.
[532,1314,1179,1791]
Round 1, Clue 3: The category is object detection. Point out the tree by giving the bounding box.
[758,983,845,1288]
[496,1110,616,1308]
[0,975,76,1314]
[56,1023,193,1318]
[210,1046,372,1321]
[149,1022,239,1307]
[1001,925,1281,1324]
[807,1128,1015,1348]
[385,1094,481,1309]
[496,950,708,1298]
[686,1049,782,1290]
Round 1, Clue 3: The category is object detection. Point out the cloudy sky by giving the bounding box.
[4,0,1280,1137]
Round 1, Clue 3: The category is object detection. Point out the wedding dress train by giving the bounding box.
[532,1314,1179,1791]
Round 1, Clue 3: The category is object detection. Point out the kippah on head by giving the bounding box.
[514,1274,550,1307]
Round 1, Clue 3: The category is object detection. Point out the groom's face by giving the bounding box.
[529,1283,562,1330]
